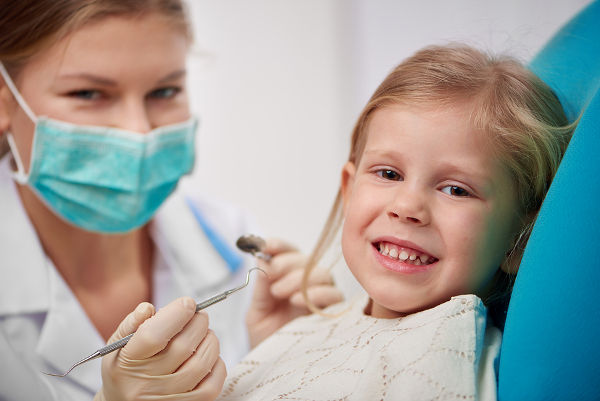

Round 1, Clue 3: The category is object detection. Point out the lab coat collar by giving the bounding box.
[36,263,105,392]
[0,155,50,315]
[0,155,104,391]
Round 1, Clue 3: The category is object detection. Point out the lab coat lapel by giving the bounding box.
[36,264,104,394]
[0,156,49,316]
[0,329,55,401]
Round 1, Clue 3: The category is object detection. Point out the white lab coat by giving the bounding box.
[0,155,257,401]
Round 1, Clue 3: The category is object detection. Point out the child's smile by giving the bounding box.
[375,240,438,266]
[340,103,522,319]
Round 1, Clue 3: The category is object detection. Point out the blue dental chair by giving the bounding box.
[498,1,600,399]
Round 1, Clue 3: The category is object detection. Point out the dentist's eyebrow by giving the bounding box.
[56,73,117,86]
[56,70,187,86]
[157,69,186,84]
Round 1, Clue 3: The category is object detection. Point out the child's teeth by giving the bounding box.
[378,242,435,265]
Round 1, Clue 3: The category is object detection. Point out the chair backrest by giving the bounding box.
[498,1,600,399]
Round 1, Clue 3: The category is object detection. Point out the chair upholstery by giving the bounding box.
[498,1,600,399]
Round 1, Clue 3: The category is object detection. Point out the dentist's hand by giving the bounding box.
[94,297,226,401]
[246,238,344,348]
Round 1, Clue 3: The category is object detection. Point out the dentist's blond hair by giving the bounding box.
[303,45,574,319]
[0,0,192,157]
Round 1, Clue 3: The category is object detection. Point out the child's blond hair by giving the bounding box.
[303,45,574,320]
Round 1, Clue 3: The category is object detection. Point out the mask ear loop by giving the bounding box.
[0,63,37,121]
[5,133,28,184]
[0,62,38,184]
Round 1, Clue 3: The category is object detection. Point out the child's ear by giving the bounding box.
[340,161,356,213]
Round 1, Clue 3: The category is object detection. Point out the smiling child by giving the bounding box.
[216,44,574,401]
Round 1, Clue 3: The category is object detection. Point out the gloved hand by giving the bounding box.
[94,297,226,401]
[246,238,344,348]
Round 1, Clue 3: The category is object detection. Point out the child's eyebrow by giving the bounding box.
[363,150,493,181]
[435,161,491,183]
[362,149,402,159]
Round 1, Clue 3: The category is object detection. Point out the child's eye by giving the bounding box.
[441,185,470,197]
[148,87,181,99]
[67,89,102,100]
[376,169,402,181]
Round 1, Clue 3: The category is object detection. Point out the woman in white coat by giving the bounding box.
[0,1,342,400]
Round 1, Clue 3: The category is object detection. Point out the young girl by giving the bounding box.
[0,1,341,400]
[218,45,573,400]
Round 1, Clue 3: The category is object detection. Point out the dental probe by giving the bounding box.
[43,267,266,378]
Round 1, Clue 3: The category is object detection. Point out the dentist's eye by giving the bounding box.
[149,87,181,99]
[68,90,102,100]
[376,169,402,181]
[441,185,470,197]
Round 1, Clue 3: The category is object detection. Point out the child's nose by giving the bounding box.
[387,186,430,226]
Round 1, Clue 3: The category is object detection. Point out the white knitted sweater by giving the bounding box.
[218,294,501,401]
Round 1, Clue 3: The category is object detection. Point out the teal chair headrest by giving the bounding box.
[498,1,600,400]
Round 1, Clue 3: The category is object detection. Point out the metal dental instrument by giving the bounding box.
[43,267,266,378]
[236,234,272,261]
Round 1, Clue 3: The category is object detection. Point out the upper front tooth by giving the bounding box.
[399,250,409,260]
[389,248,398,258]
[409,253,417,261]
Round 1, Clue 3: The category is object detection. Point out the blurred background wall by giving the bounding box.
[183,0,591,259]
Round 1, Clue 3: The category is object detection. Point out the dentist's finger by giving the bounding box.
[176,330,220,392]
[270,268,334,299]
[290,286,344,309]
[184,357,227,401]
[143,330,221,395]
[136,358,226,401]
[145,311,210,375]
[261,251,308,280]
[107,302,155,344]
[261,237,298,256]
[123,297,197,360]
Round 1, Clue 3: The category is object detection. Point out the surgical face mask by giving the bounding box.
[0,63,196,233]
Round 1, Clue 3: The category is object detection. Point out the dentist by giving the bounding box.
[0,1,341,400]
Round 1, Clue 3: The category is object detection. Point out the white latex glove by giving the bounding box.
[245,238,344,348]
[94,297,226,401]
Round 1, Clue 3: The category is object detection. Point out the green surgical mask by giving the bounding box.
[1,62,196,233]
